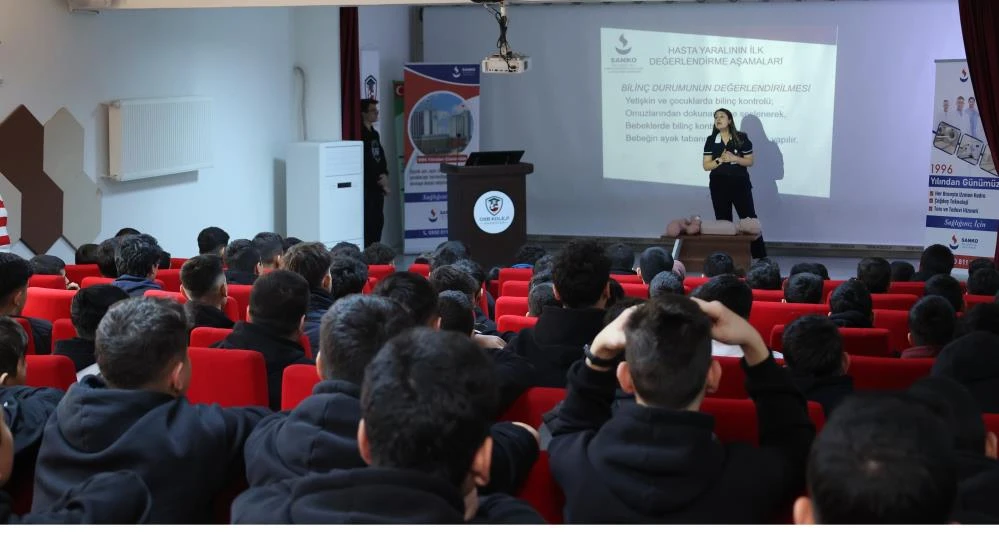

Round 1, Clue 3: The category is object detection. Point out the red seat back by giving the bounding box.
[966,293,994,311]
[750,302,829,343]
[64,264,101,286]
[821,280,845,303]
[186,347,268,407]
[683,277,711,292]
[170,257,188,269]
[25,355,76,390]
[156,269,182,292]
[81,277,115,288]
[610,273,643,285]
[848,355,933,391]
[708,356,748,399]
[407,263,430,277]
[227,284,252,321]
[222,296,240,322]
[888,282,925,297]
[495,296,529,319]
[700,397,825,444]
[500,387,567,428]
[190,327,233,348]
[516,452,564,524]
[498,268,533,295]
[22,287,75,323]
[751,289,784,302]
[619,283,649,300]
[770,325,892,357]
[497,315,538,334]
[873,309,912,355]
[51,318,76,347]
[984,413,999,436]
[502,280,530,298]
[28,275,66,290]
[362,277,376,294]
[281,364,320,410]
[13,318,35,355]
[870,293,918,311]
[145,290,187,303]
[367,264,396,284]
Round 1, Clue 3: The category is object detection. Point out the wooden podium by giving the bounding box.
[441,162,534,269]
[668,234,759,275]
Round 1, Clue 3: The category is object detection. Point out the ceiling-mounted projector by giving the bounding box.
[477,0,531,74]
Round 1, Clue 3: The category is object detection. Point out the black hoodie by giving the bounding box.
[828,310,873,329]
[4,471,152,524]
[952,451,999,524]
[244,379,539,495]
[508,306,606,388]
[548,357,815,523]
[789,372,854,417]
[231,468,543,524]
[185,301,235,330]
[52,337,96,372]
[215,321,314,410]
[31,375,270,523]
[1,386,63,497]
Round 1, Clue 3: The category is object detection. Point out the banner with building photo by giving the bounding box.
[925,59,998,271]
[402,64,480,254]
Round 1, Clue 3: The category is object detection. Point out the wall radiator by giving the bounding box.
[108,97,213,181]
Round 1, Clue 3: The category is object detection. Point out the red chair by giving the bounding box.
[145,290,187,303]
[170,258,188,269]
[495,296,529,319]
[13,318,35,355]
[848,355,933,391]
[502,280,530,298]
[984,413,999,436]
[498,268,533,296]
[966,293,994,311]
[700,397,825,444]
[821,280,845,303]
[51,318,76,347]
[25,355,76,390]
[367,264,396,284]
[22,287,75,323]
[683,277,711,292]
[870,293,918,311]
[749,302,829,343]
[516,452,564,524]
[500,387,567,429]
[610,273,643,285]
[28,275,66,290]
[81,276,115,288]
[751,289,784,302]
[362,277,376,294]
[407,263,430,277]
[497,315,538,334]
[189,326,313,359]
[619,283,649,300]
[888,282,925,297]
[281,364,320,410]
[487,280,500,301]
[708,356,748,399]
[222,297,240,322]
[874,309,912,355]
[64,264,101,286]
[227,284,252,321]
[770,325,892,357]
[156,269,182,292]
[186,347,268,407]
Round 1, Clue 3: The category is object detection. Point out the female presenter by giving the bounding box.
[702,108,767,259]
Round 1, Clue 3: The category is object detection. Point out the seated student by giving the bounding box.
[430,265,479,301]
[511,244,547,269]
[453,258,496,330]
[329,255,369,300]
[111,234,163,297]
[0,253,52,354]
[782,316,854,416]
[968,267,999,296]
[29,255,78,290]
[746,261,781,290]
[281,242,337,352]
[361,242,396,266]
[908,376,999,524]
[957,302,999,338]
[649,270,685,298]
[373,272,440,327]
[96,238,121,278]
[527,282,558,317]
[532,254,554,277]
[215,270,314,410]
[828,279,873,328]
[932,332,999,413]
[74,243,100,265]
[784,272,824,304]
[926,273,965,312]
[606,279,625,308]
[330,241,364,261]
[156,251,171,271]
[282,237,302,252]
[605,242,636,275]
[548,296,815,523]
[53,285,129,372]
[891,260,916,282]
[430,240,472,271]
[31,297,270,523]
[794,395,956,524]
[234,328,543,524]
[691,274,753,357]
[857,257,891,294]
[115,227,140,237]
[223,239,261,286]
[968,258,996,278]
[912,244,955,282]
[508,240,611,387]
[636,246,673,284]
[702,252,735,278]
[179,255,233,330]
[789,262,829,280]
[197,226,229,256]
[902,295,956,359]
[252,232,285,273]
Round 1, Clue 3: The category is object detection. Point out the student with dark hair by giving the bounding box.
[891,260,916,282]
[702,252,735,278]
[328,256,369,300]
[252,232,285,273]
[789,262,829,280]
[968,258,996,278]
[932,332,999,413]
[282,237,302,252]
[532,254,554,278]
[32,297,270,523]
[784,272,824,304]
[648,270,685,298]
[509,240,611,387]
[601,297,645,326]
[512,245,547,268]
[782,316,853,416]
[856,257,892,294]
[234,328,542,524]
[282,242,336,352]
[112,234,163,297]
[74,243,100,265]
[180,255,233,330]
[907,376,999,523]
[605,242,635,275]
[430,240,471,271]
[96,237,121,278]
[30,254,77,290]
[913,244,955,281]
[828,279,873,328]
[330,241,364,261]
[0,253,52,354]
[197,226,229,255]
[361,242,396,266]
[359,98,389,247]
[691,274,753,357]
[373,272,440,327]
[438,290,476,336]
[902,295,956,359]
[216,271,314,410]
[527,282,558,317]
[452,258,497,332]
[925,273,965,312]
[223,239,260,286]
[53,285,129,372]
[636,246,673,284]
[794,395,957,524]
[957,302,999,338]
[746,261,781,290]
[548,297,814,523]
[968,268,999,296]
[156,251,172,270]
[606,279,625,308]
[430,265,479,300]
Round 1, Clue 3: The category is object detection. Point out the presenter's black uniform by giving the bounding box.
[704,132,767,259]
[362,125,388,247]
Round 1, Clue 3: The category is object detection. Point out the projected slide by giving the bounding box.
[601,28,838,198]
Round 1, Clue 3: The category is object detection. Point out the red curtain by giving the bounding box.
[958,0,999,262]
[340,7,362,141]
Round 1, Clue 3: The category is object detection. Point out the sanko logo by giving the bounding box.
[615,34,632,55]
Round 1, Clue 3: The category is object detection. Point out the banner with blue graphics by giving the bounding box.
[402,64,480,254]
[926,60,997,270]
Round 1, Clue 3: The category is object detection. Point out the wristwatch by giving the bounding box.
[583,344,618,370]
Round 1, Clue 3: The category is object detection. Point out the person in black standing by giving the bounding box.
[702,108,767,258]
[361,99,390,247]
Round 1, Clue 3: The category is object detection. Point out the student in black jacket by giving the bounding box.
[827,280,874,328]
[233,328,543,524]
[0,253,52,354]
[180,254,234,330]
[782,315,854,416]
[216,270,314,410]
[547,296,815,523]
[509,240,612,387]
[223,239,261,286]
[794,395,957,524]
[53,285,128,372]
[452,258,498,333]
[31,297,270,523]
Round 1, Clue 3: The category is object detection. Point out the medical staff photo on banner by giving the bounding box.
[402,63,481,254]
